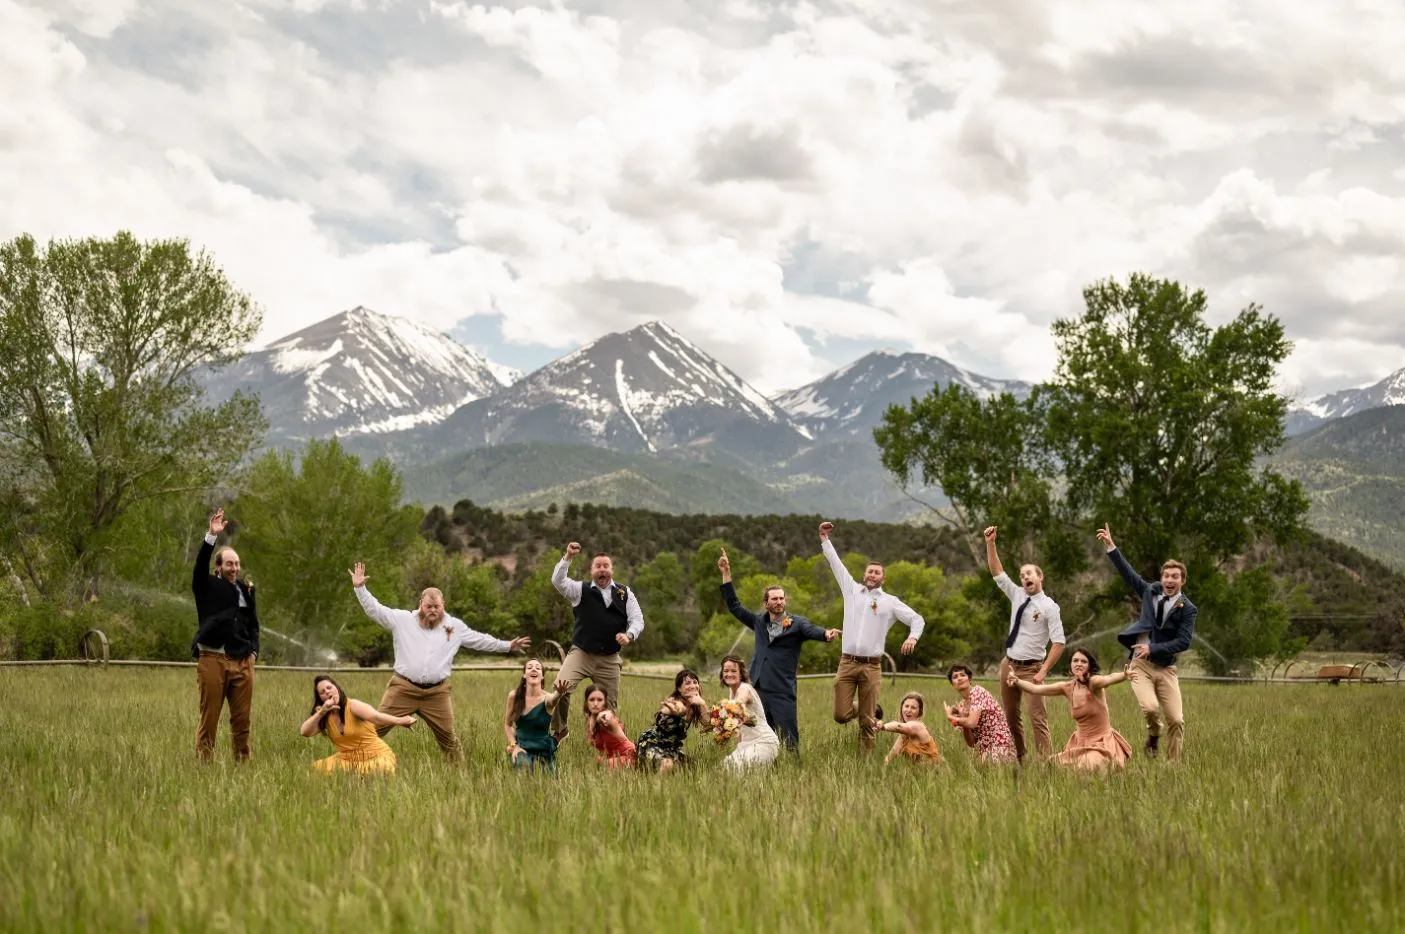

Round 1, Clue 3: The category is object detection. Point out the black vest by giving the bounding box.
[573,584,630,654]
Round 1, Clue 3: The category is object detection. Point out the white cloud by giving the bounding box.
[2,0,1405,400]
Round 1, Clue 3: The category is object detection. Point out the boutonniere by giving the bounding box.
[869,598,879,612]
[444,624,454,642]
[1032,611,1041,622]
[1174,601,1185,610]
[781,616,793,630]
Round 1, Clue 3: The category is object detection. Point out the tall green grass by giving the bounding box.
[2,667,1402,932]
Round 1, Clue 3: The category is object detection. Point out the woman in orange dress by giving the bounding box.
[300,675,416,775]
[876,691,942,766]
[1007,649,1133,770]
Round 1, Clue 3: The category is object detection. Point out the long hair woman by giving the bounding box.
[584,683,637,768]
[635,668,709,773]
[300,675,416,775]
[717,654,780,772]
[1007,649,1133,770]
[503,658,571,774]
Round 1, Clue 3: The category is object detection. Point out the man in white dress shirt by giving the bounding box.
[349,561,530,760]
[983,526,1065,762]
[549,542,646,740]
[819,521,924,751]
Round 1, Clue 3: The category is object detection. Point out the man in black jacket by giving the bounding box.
[718,548,838,754]
[191,507,260,761]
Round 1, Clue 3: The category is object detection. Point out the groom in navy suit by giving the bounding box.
[718,548,838,754]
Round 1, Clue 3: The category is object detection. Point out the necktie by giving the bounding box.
[1006,597,1032,649]
[1156,596,1167,626]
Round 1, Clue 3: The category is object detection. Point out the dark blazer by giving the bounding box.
[1107,548,1197,667]
[721,582,829,702]
[191,537,260,659]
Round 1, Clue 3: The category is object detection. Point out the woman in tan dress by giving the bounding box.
[1007,649,1133,770]
[876,692,942,767]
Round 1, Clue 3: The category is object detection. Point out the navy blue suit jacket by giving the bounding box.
[720,582,829,702]
[1107,548,1197,667]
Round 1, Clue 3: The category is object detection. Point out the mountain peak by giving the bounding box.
[1288,363,1405,434]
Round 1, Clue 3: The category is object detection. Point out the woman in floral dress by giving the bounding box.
[635,668,708,773]
[943,664,1017,764]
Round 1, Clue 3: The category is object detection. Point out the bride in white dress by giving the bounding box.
[719,654,780,771]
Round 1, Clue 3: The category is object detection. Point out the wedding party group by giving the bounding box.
[191,508,1198,777]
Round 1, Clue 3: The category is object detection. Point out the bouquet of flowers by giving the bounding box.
[705,699,757,745]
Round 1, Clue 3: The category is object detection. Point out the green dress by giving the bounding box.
[512,700,557,774]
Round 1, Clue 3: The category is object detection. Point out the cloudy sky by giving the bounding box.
[5,0,1405,397]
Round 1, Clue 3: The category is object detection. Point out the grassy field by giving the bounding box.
[2,666,1403,933]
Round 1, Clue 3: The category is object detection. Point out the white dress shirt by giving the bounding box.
[551,559,646,642]
[993,573,1065,662]
[355,585,511,685]
[821,539,924,657]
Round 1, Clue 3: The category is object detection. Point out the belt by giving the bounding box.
[196,644,226,655]
[400,675,445,690]
[841,653,881,665]
[1007,657,1043,666]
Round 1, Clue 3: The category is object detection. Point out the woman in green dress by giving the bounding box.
[503,658,570,774]
[635,668,709,773]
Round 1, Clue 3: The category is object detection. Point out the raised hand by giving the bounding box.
[208,508,227,536]
[717,548,730,575]
[818,521,834,540]
[565,542,582,558]
[348,562,368,588]
[983,526,997,542]
[508,636,531,654]
[1096,523,1115,550]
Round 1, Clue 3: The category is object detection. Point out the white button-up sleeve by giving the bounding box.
[624,589,645,641]
[355,585,398,632]
[992,572,1021,604]
[890,596,925,642]
[552,558,583,606]
[821,539,858,596]
[453,617,512,654]
[1045,602,1066,645]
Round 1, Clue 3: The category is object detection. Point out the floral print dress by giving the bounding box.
[963,685,1017,764]
[636,706,692,769]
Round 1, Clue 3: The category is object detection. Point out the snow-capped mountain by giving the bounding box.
[200,306,520,442]
[773,350,1034,435]
[413,320,810,459]
[1286,365,1405,436]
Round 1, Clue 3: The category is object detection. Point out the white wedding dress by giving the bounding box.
[723,683,780,772]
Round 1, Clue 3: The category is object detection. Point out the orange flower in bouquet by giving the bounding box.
[705,698,757,745]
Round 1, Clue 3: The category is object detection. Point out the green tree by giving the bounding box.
[0,232,264,596]
[229,438,420,663]
[875,273,1311,672]
[631,551,690,655]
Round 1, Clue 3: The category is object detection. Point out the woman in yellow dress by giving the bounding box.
[876,691,942,766]
[300,675,416,775]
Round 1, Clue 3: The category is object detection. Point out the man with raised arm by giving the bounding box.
[983,525,1065,763]
[818,521,924,751]
[718,547,839,754]
[548,543,645,741]
[191,507,260,761]
[348,561,530,761]
[1096,523,1198,760]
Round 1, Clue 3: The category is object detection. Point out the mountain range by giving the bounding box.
[201,307,1405,549]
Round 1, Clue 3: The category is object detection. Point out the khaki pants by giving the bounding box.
[1128,658,1184,760]
[196,652,254,761]
[378,674,460,760]
[999,657,1051,761]
[550,647,622,735]
[833,656,882,750]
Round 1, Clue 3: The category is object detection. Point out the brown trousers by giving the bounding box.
[1128,658,1185,759]
[377,674,460,760]
[550,647,622,735]
[196,652,254,761]
[999,658,1052,761]
[833,657,882,750]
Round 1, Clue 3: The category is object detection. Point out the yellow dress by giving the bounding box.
[898,731,942,765]
[314,704,397,775]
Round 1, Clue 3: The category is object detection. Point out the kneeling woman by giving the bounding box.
[504,658,571,774]
[635,668,709,773]
[1007,649,1132,770]
[876,691,942,766]
[584,684,637,768]
[301,675,416,775]
[943,664,1017,764]
[718,654,780,772]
